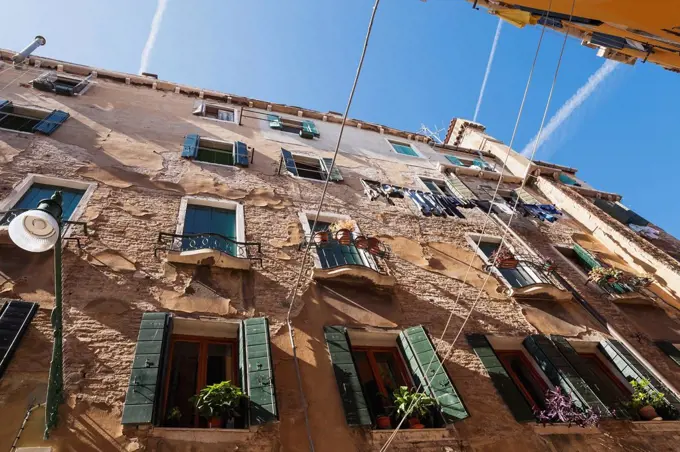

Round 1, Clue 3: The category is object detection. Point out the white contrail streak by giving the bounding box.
[521,59,619,157]
[473,19,502,123]
[139,0,168,74]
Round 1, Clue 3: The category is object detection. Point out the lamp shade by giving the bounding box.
[8,210,60,252]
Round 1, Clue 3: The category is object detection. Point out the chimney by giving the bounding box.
[12,36,46,64]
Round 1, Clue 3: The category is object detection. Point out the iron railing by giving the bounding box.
[155,232,263,267]
[487,257,567,292]
[304,236,391,275]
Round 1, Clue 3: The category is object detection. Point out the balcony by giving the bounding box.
[587,269,657,304]
[486,256,572,301]
[155,232,262,270]
[305,235,395,288]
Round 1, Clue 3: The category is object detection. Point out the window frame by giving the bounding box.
[0,103,54,135]
[0,174,96,231]
[193,137,238,168]
[176,196,246,256]
[193,101,240,124]
[568,340,633,392]
[351,345,414,402]
[386,138,422,158]
[417,176,456,197]
[496,350,550,411]
[284,151,340,183]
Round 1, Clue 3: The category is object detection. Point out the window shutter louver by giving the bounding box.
[33,110,69,135]
[323,326,372,426]
[0,300,38,379]
[122,312,172,425]
[300,120,319,139]
[268,114,283,130]
[54,84,74,96]
[192,100,206,116]
[513,187,540,205]
[550,335,622,417]
[445,173,476,203]
[572,244,601,270]
[235,141,249,167]
[523,335,609,413]
[243,317,278,424]
[656,341,680,367]
[320,158,343,181]
[466,334,535,421]
[0,99,11,110]
[181,134,200,159]
[281,148,298,176]
[445,155,464,166]
[397,326,468,422]
[599,339,680,411]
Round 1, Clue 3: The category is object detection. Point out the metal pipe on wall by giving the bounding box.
[12,36,46,64]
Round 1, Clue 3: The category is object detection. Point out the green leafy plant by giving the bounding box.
[393,386,436,420]
[190,381,247,420]
[329,219,356,234]
[588,266,622,284]
[628,379,666,410]
[167,406,182,422]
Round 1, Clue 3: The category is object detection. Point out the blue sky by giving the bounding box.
[3,0,679,235]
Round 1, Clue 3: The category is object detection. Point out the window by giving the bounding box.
[192,100,238,123]
[122,314,278,428]
[578,353,631,402]
[353,347,412,420]
[163,335,241,428]
[474,238,544,288]
[388,139,419,157]
[1,182,86,226]
[496,350,549,411]
[307,219,366,269]
[444,154,497,172]
[558,173,581,186]
[178,198,244,258]
[32,71,93,96]
[420,177,457,197]
[267,114,319,139]
[281,149,343,182]
[0,100,69,135]
[181,135,249,167]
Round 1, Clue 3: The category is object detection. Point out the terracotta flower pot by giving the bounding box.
[639,405,661,421]
[313,231,329,245]
[408,417,421,427]
[497,258,518,269]
[208,416,222,428]
[606,277,617,283]
[376,415,392,429]
[367,237,382,255]
[410,423,425,429]
[354,235,369,249]
[335,229,352,245]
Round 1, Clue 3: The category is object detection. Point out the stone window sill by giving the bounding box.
[630,420,680,432]
[149,426,254,443]
[531,423,599,435]
[369,427,453,443]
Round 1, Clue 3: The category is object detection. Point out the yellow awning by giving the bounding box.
[492,8,538,28]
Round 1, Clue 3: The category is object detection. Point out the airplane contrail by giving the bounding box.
[521,59,619,157]
[139,0,168,74]
[473,19,502,123]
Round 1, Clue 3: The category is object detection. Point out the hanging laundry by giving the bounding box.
[629,223,660,240]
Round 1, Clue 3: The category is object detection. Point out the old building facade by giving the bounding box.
[1,51,680,452]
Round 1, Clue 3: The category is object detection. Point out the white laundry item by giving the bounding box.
[629,223,660,239]
[492,202,514,215]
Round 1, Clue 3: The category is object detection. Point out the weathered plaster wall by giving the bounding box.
[0,68,680,452]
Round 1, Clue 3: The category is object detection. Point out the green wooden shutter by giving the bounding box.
[572,244,601,270]
[280,148,298,176]
[300,120,319,139]
[181,134,200,158]
[323,326,372,426]
[466,334,535,421]
[234,141,249,167]
[523,335,608,412]
[398,326,468,422]
[513,187,540,205]
[243,317,278,424]
[599,339,680,410]
[267,114,283,130]
[445,155,464,166]
[445,173,476,203]
[550,336,620,417]
[122,312,171,425]
[320,158,343,181]
[33,110,69,135]
[656,341,680,367]
[0,300,39,379]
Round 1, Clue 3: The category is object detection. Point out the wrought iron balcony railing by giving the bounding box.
[486,256,568,293]
[303,235,392,276]
[155,232,263,267]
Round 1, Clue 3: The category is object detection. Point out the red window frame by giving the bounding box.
[351,346,412,400]
[162,335,239,428]
[497,350,549,410]
[579,353,631,395]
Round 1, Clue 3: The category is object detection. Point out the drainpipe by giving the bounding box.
[12,36,46,64]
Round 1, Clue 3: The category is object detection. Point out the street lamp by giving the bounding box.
[8,191,64,439]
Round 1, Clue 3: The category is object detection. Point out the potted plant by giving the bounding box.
[313,230,329,245]
[535,388,602,428]
[329,219,357,245]
[354,235,369,249]
[166,406,182,427]
[367,237,383,256]
[191,380,247,429]
[375,394,394,429]
[393,386,436,429]
[541,258,557,273]
[629,379,665,421]
[490,246,518,269]
[587,266,622,285]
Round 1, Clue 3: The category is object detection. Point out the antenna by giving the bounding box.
[419,123,445,144]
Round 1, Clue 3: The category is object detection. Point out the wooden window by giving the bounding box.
[579,353,631,397]
[205,104,235,122]
[421,178,456,197]
[1,183,85,226]
[389,140,419,157]
[351,346,412,419]
[496,350,549,411]
[162,335,241,428]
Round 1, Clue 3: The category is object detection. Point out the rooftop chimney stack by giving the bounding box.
[12,35,46,64]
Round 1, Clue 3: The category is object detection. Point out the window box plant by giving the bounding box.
[587,266,622,285]
[393,386,436,429]
[629,379,666,421]
[354,235,369,250]
[191,380,247,429]
[367,237,383,256]
[490,246,518,269]
[541,258,557,273]
[166,406,182,427]
[329,219,357,245]
[535,387,602,428]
